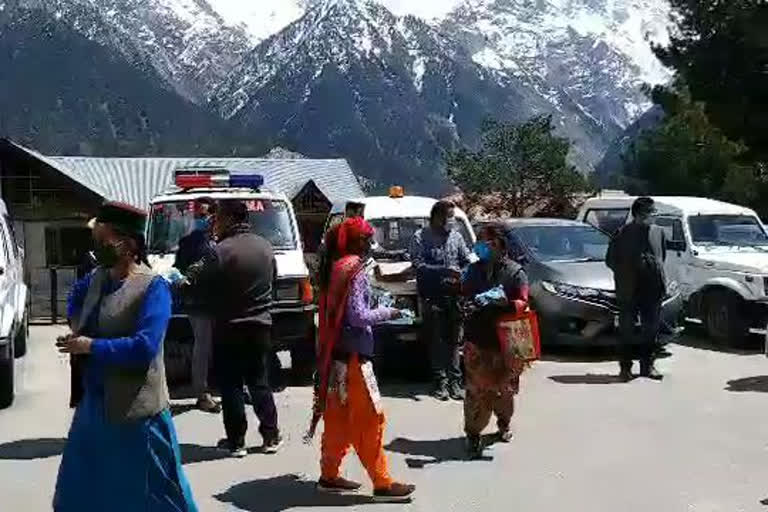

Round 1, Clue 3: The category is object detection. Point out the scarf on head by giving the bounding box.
[305,217,374,441]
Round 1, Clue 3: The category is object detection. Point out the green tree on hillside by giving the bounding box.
[622,83,763,210]
[446,116,586,218]
[655,0,767,160]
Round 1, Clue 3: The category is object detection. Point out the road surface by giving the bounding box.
[1,326,767,511]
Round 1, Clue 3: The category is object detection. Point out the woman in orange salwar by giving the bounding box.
[307,217,415,503]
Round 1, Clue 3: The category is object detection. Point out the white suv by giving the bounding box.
[578,194,768,342]
[0,199,29,409]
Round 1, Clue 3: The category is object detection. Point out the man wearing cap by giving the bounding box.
[188,199,282,457]
[174,198,221,413]
[607,197,667,382]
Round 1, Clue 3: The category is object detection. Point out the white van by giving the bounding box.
[578,194,768,341]
[0,199,29,409]
[326,189,476,347]
[147,169,316,382]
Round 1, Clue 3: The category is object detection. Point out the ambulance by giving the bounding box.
[147,168,316,384]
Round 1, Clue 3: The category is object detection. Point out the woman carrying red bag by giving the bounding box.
[461,224,531,459]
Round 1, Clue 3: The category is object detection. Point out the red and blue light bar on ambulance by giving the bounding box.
[174,168,265,190]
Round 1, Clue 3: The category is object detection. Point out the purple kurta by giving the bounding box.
[337,272,393,357]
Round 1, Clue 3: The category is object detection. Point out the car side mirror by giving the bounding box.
[666,240,687,252]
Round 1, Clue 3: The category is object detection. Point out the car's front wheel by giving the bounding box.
[0,352,15,409]
[14,312,29,359]
[705,290,748,345]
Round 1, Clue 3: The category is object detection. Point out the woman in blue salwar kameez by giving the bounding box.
[54,202,197,512]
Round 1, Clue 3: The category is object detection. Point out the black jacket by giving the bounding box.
[174,230,215,274]
[174,229,216,311]
[189,224,274,325]
[606,222,667,302]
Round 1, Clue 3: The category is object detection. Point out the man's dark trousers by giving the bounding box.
[215,321,278,446]
[618,296,662,371]
[424,298,462,384]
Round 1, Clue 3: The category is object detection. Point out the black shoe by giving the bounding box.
[373,482,415,503]
[216,438,247,458]
[619,367,634,383]
[640,364,664,381]
[449,381,465,401]
[262,433,284,454]
[317,477,363,494]
[496,428,514,443]
[466,435,483,459]
[432,381,449,401]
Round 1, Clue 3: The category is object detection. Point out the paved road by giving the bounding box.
[1,326,768,511]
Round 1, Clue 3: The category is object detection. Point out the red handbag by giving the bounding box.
[496,310,541,362]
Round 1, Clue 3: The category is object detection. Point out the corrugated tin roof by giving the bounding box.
[10,142,363,210]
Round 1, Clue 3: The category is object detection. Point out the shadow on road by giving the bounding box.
[725,376,768,393]
[170,403,198,417]
[385,436,494,468]
[379,381,432,401]
[214,474,373,511]
[676,334,763,355]
[0,438,66,460]
[549,374,625,385]
[179,444,231,465]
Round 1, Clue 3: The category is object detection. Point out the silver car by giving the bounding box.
[479,219,683,346]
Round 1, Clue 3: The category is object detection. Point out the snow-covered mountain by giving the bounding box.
[12,0,253,103]
[442,0,671,129]
[1,0,673,190]
[209,0,619,189]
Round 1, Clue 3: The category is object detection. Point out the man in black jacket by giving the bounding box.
[174,198,221,413]
[606,197,667,382]
[190,199,282,457]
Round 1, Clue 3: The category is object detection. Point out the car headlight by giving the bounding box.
[541,281,602,299]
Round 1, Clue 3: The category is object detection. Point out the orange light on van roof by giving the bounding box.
[389,186,405,198]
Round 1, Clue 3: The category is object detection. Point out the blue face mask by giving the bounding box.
[474,241,492,262]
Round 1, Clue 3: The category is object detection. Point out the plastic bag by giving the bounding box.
[474,285,507,307]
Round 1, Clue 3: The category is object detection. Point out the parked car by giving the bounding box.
[578,194,768,342]
[147,168,316,384]
[0,199,29,409]
[324,189,476,367]
[477,219,682,346]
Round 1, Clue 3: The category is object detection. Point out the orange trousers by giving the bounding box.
[320,356,392,490]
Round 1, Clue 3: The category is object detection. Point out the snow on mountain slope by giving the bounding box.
[205,0,305,43]
[17,0,253,103]
[442,0,671,131]
[209,0,617,189]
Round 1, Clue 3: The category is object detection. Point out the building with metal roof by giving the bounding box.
[0,138,363,320]
[4,140,362,210]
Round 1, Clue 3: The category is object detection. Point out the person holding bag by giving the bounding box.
[461,224,532,460]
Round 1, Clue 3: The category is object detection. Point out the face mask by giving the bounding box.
[94,242,120,268]
[195,217,210,232]
[474,241,492,262]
